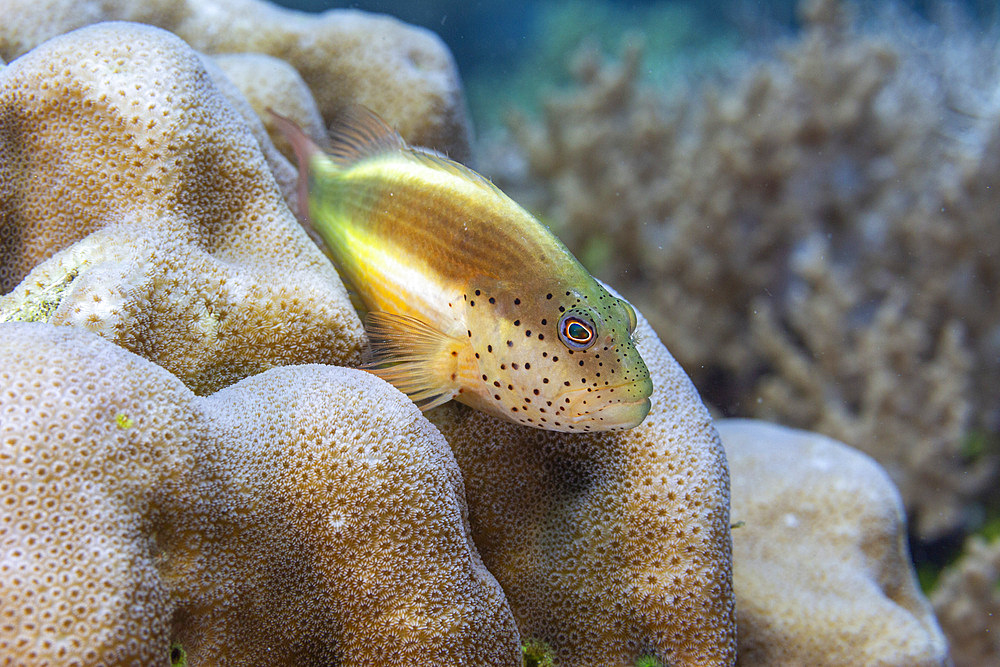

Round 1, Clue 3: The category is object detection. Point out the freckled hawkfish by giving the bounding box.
[270,106,652,432]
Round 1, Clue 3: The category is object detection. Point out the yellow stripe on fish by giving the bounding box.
[271,106,653,432]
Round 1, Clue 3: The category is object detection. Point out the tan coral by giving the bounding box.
[931,535,1000,667]
[428,301,737,666]
[0,0,471,160]
[211,52,328,165]
[0,321,522,666]
[0,21,364,394]
[720,418,949,666]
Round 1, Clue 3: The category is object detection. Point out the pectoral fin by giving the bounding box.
[362,312,472,411]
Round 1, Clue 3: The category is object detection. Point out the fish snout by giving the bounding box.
[560,378,653,430]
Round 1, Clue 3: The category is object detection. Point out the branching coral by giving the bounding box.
[0,0,471,160]
[504,0,1000,540]
[931,534,1000,667]
[721,419,949,666]
[0,21,365,395]
[428,299,737,666]
[0,322,521,665]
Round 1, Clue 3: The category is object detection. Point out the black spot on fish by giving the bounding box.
[487,345,493,353]
[513,320,520,326]
[507,340,513,347]
[512,363,519,370]
[524,363,531,370]
[546,293,553,299]
[489,297,495,304]
[475,289,481,296]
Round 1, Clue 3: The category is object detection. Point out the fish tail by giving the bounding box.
[267,108,326,222]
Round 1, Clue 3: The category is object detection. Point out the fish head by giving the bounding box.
[462,283,653,432]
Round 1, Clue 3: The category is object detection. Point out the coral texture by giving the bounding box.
[0,0,471,161]
[211,52,328,165]
[0,17,741,666]
[720,418,950,666]
[429,300,737,666]
[0,322,521,665]
[504,0,999,540]
[931,534,1000,667]
[0,21,364,395]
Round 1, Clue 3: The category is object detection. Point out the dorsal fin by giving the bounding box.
[327,104,407,167]
[330,105,507,199]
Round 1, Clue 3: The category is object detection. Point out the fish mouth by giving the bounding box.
[558,383,653,430]
[570,396,651,430]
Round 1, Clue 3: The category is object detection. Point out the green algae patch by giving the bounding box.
[0,266,78,323]
[522,638,555,667]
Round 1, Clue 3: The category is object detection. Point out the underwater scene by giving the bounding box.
[0,0,996,664]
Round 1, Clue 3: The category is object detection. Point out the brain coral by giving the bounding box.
[0,321,521,665]
[429,300,737,666]
[720,419,949,666]
[0,21,364,394]
[0,0,471,160]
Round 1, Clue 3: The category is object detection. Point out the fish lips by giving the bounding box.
[561,384,653,431]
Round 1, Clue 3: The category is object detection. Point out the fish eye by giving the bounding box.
[619,299,638,334]
[559,313,596,350]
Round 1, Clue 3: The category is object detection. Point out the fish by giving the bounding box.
[270,106,653,432]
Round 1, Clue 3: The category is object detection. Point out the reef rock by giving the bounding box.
[0,322,521,665]
[0,0,471,160]
[0,21,364,395]
[430,304,737,666]
[720,419,949,666]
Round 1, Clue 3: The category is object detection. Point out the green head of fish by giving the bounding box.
[459,279,653,433]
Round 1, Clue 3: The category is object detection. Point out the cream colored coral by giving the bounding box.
[0,321,521,665]
[0,0,471,160]
[428,302,737,666]
[720,419,949,666]
[0,21,364,394]
[211,52,328,165]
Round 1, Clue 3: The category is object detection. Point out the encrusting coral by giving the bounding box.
[0,21,365,395]
[503,0,1000,541]
[0,0,471,161]
[429,299,737,666]
[720,419,949,666]
[0,322,522,665]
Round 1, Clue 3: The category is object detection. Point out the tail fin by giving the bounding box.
[267,108,322,222]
